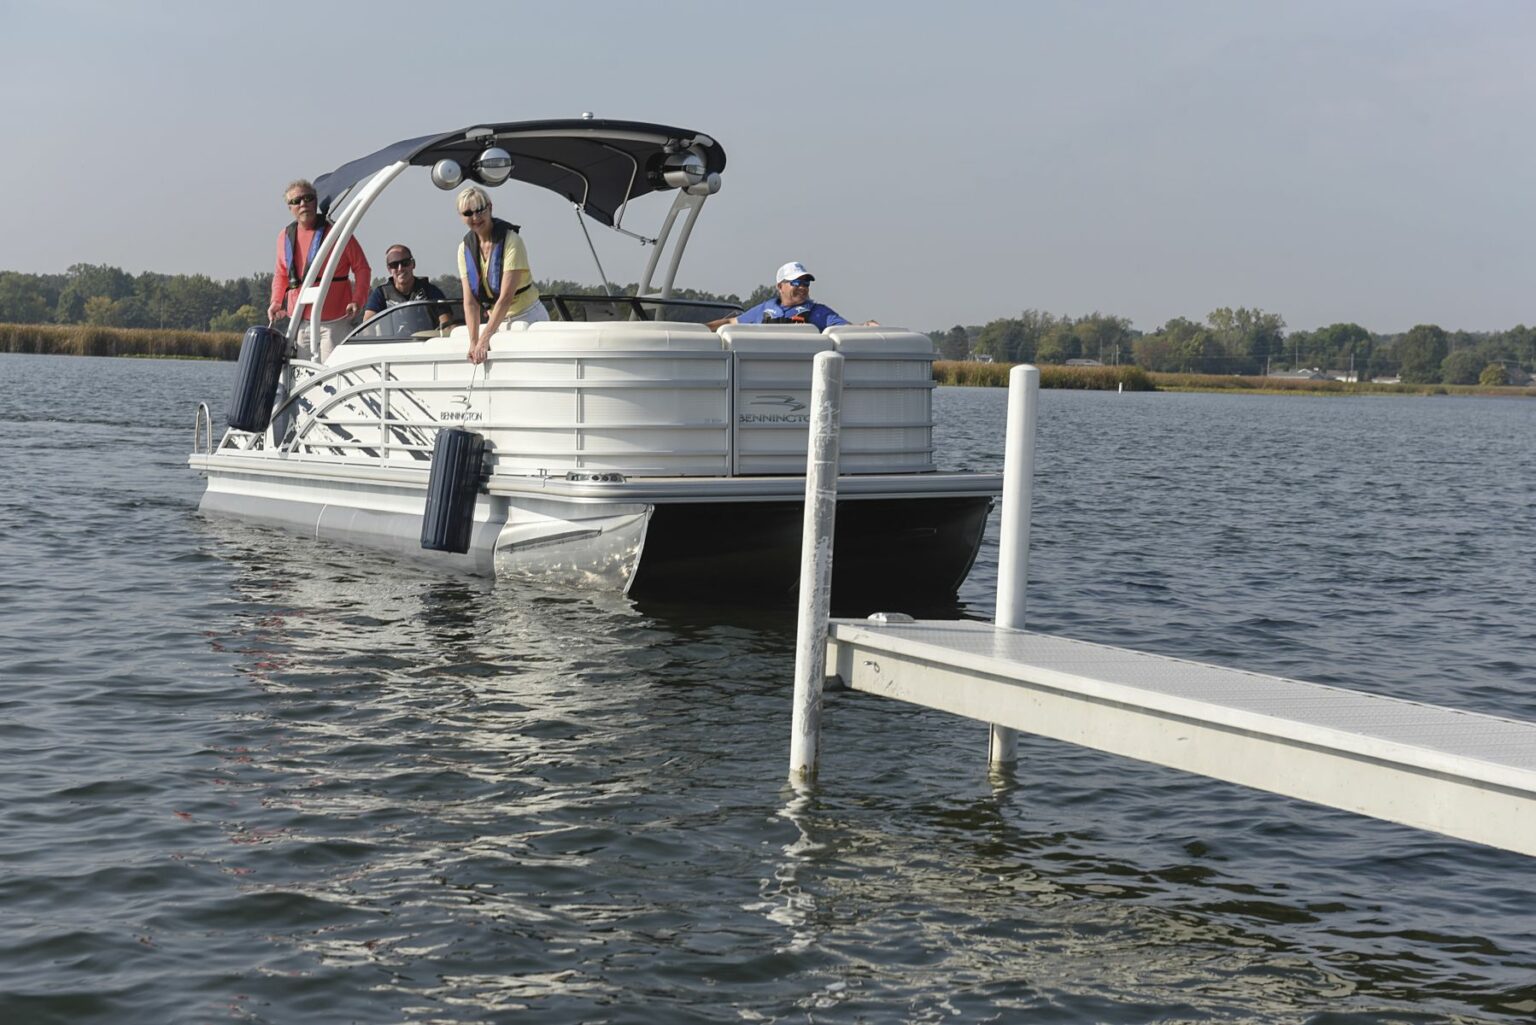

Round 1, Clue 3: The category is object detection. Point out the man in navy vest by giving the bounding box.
[708,261,879,332]
[363,244,452,331]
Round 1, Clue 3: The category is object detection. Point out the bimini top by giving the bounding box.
[313,117,726,227]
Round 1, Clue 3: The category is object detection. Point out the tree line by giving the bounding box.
[0,264,762,336]
[930,309,1536,385]
[3,264,1533,385]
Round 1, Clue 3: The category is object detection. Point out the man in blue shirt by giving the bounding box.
[709,261,878,331]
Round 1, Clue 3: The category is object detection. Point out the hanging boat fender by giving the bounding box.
[226,325,288,432]
[421,427,487,554]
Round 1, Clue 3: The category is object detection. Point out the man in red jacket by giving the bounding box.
[267,179,370,362]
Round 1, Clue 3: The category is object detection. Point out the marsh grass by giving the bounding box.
[1147,372,1536,398]
[0,323,242,360]
[934,361,1154,390]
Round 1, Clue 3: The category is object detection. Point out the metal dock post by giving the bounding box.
[991,364,1039,768]
[789,350,844,782]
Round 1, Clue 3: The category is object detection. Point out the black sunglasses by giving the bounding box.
[287,194,317,206]
[387,258,413,270]
[785,277,812,287]
[461,206,487,217]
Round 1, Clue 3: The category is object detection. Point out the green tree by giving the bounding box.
[83,295,120,326]
[1134,317,1221,372]
[157,274,227,330]
[210,304,262,333]
[1034,321,1080,364]
[54,263,135,323]
[1478,363,1509,386]
[1309,322,1373,379]
[1440,349,1484,385]
[939,324,970,361]
[0,271,51,323]
[1207,307,1284,374]
[1072,313,1132,364]
[1397,324,1448,383]
[975,310,1055,362]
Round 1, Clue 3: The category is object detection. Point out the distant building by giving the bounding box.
[1064,358,1104,366]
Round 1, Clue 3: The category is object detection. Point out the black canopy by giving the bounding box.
[312,118,726,227]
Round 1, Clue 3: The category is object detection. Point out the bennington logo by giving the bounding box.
[443,394,484,422]
[739,393,810,424]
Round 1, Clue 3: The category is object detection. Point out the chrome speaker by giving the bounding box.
[431,159,463,190]
[659,152,705,189]
[473,147,514,186]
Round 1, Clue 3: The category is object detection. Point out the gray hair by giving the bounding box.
[284,178,316,201]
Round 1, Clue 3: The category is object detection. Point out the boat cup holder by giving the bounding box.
[565,471,626,484]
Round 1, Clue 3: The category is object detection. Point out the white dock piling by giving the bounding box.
[990,364,1039,768]
[790,351,845,781]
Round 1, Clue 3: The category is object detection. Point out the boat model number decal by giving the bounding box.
[740,394,809,424]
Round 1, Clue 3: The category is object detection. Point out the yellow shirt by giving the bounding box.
[457,229,539,318]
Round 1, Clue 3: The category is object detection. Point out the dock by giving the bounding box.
[788,358,1536,859]
[825,617,1536,857]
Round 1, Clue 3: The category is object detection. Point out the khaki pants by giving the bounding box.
[298,316,356,362]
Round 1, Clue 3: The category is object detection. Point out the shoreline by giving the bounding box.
[5,330,1533,397]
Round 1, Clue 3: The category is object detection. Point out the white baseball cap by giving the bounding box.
[776,261,814,283]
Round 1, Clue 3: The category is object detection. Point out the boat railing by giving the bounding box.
[276,349,736,472]
[235,325,939,475]
[192,402,212,460]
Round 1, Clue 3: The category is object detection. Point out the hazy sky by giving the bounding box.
[3,0,1534,334]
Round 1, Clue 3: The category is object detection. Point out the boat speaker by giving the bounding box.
[226,325,288,432]
[421,427,487,554]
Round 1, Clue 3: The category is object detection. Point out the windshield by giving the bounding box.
[340,294,744,344]
[544,294,742,325]
[344,299,464,343]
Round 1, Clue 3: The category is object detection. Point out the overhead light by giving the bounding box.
[431,159,463,190]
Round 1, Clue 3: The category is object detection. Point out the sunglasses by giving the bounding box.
[785,277,812,287]
[387,258,414,270]
[287,194,317,206]
[461,206,487,217]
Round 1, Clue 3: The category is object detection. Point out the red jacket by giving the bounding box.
[270,221,371,321]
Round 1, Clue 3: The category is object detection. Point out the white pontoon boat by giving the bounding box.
[189,118,1002,607]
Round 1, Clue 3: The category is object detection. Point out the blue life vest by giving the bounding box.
[462,218,524,305]
[283,220,346,292]
[762,302,818,324]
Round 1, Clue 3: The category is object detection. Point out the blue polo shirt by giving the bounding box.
[736,298,849,330]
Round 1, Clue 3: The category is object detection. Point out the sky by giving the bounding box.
[3,0,1534,335]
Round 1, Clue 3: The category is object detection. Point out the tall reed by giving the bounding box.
[933,361,1154,390]
[0,323,242,360]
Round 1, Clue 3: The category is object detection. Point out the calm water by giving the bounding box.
[1,353,1533,1024]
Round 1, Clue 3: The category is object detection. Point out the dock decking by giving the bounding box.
[826,618,1536,857]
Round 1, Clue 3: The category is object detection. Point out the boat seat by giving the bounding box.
[825,326,935,355]
[720,323,833,355]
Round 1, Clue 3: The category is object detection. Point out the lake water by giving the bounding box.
[1,353,1533,1024]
